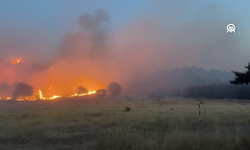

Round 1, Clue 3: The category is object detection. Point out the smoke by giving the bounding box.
[110,2,250,93]
[27,9,115,96]
[0,1,249,96]
[79,9,108,30]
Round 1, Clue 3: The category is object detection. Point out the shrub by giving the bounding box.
[125,107,131,112]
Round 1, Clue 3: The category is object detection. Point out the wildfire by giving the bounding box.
[38,90,62,100]
[0,97,11,100]
[70,91,96,97]
[17,98,36,101]
[39,90,44,99]
[12,58,21,64]
[0,89,97,101]
[38,89,96,100]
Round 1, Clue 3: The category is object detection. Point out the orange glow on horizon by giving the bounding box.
[0,53,110,101]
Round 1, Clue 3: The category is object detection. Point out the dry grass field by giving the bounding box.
[0,96,250,150]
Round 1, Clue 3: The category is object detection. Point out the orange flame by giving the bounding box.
[38,90,62,100]
[38,90,44,100]
[1,89,97,101]
[17,98,36,101]
[69,90,96,97]
[12,58,21,64]
[0,97,12,100]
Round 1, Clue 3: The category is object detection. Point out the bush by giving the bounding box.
[125,107,131,112]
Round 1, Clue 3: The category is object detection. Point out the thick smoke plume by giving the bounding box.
[0,2,249,97]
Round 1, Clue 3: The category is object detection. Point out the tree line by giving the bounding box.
[150,62,250,100]
[0,81,122,100]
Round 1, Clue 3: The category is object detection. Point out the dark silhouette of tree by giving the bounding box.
[230,62,250,85]
[77,86,88,95]
[12,83,34,99]
[0,81,12,98]
[96,89,107,96]
[107,81,122,96]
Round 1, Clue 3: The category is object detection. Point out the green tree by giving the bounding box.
[230,62,250,85]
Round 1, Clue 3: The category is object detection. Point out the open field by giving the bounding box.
[0,96,250,150]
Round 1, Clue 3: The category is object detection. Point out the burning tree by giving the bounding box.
[12,83,34,100]
[77,86,88,95]
[230,62,250,85]
[107,81,122,96]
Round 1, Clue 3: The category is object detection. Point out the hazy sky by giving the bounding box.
[1,0,249,59]
[0,0,148,48]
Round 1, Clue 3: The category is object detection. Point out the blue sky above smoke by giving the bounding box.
[0,0,147,41]
[1,0,248,39]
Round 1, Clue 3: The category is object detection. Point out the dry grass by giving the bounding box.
[0,96,249,150]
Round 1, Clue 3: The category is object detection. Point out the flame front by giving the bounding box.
[38,90,62,100]
[37,89,96,100]
[70,90,96,97]
[0,89,97,101]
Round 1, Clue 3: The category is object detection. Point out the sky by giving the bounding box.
[1,0,249,57]
[0,0,250,96]
[0,0,148,50]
